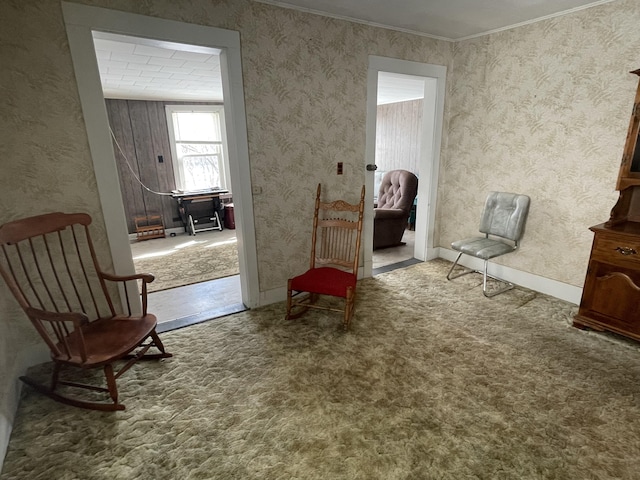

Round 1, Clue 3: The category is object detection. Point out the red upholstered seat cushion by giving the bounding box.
[290,267,356,298]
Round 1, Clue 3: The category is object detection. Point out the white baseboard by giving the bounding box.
[259,251,582,308]
[1,344,49,472]
[438,247,582,305]
[259,285,288,306]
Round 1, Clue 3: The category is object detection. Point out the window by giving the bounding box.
[166,105,229,192]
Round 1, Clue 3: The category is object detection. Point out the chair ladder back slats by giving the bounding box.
[122,282,132,317]
[69,225,103,319]
[51,320,71,358]
[141,280,149,315]
[313,187,364,275]
[55,229,90,316]
[286,184,366,330]
[1,244,32,310]
[29,235,60,312]
[43,233,73,312]
[0,211,172,411]
[83,226,117,317]
[15,242,47,310]
[316,226,353,269]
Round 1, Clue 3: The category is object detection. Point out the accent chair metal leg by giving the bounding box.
[446,252,475,281]
[448,253,515,297]
[481,260,515,297]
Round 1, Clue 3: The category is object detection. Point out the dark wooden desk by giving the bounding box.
[171,190,228,235]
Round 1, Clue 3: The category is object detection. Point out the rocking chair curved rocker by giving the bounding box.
[286,184,366,331]
[0,212,172,411]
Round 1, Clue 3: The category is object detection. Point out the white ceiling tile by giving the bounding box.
[133,44,175,58]
[136,63,164,72]
[148,57,186,68]
[98,60,128,70]
[170,51,213,62]
[113,79,137,86]
[139,70,173,79]
[192,69,218,77]
[110,52,151,64]
[150,78,184,85]
[160,66,195,75]
[182,60,218,70]
[170,73,197,81]
[107,68,139,76]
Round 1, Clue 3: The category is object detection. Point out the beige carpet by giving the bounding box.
[4,260,640,479]
[133,239,239,293]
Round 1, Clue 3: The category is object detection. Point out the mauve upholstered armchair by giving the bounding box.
[373,169,418,250]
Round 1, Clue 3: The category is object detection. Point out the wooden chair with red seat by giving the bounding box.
[0,212,172,411]
[286,184,365,331]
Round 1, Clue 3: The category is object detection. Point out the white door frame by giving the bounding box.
[62,2,260,308]
[363,56,447,276]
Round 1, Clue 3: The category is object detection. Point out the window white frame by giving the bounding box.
[166,105,231,192]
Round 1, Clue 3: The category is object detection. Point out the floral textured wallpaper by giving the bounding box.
[1,0,639,451]
[0,0,452,437]
[440,0,640,286]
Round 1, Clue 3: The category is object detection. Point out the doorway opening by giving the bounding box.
[91,30,244,329]
[63,3,260,330]
[372,72,426,274]
[364,57,447,278]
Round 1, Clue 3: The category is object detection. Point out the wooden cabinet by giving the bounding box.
[574,70,640,340]
[574,223,640,339]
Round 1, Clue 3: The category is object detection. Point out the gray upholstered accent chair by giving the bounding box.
[373,169,418,250]
[446,191,530,297]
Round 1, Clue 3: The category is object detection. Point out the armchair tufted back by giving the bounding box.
[376,170,418,214]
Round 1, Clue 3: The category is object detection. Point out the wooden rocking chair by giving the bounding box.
[0,212,172,411]
[286,184,365,330]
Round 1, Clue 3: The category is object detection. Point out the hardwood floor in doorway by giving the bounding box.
[131,230,245,332]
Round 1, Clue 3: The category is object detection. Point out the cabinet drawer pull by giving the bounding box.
[615,246,638,255]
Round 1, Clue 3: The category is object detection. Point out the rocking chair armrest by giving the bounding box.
[100,271,155,285]
[25,307,90,328]
[100,271,154,316]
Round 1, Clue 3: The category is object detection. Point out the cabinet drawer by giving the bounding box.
[592,235,640,264]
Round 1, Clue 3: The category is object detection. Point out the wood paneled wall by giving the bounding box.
[106,100,216,234]
[375,99,423,176]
